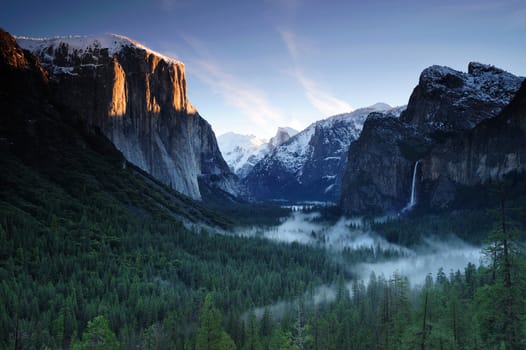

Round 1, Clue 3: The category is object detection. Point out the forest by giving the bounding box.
[1,119,525,349]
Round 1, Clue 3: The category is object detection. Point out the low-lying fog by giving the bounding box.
[236,211,483,287]
[238,210,483,319]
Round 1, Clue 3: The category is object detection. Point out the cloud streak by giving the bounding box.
[192,60,287,132]
[292,69,353,116]
[180,34,290,136]
[280,30,353,115]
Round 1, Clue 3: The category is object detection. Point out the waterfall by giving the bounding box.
[403,160,420,212]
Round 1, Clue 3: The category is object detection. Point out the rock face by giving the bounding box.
[340,63,524,214]
[17,34,236,200]
[421,80,526,207]
[245,104,401,202]
[404,63,521,133]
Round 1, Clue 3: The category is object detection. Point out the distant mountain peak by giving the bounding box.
[244,104,401,202]
[269,127,297,148]
[276,126,298,136]
[218,126,298,178]
[367,102,392,111]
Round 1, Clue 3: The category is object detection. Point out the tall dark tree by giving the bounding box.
[72,315,119,350]
[477,192,526,349]
[196,294,236,350]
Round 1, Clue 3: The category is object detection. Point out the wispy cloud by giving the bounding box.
[280,30,353,114]
[292,69,353,116]
[193,61,287,131]
[180,35,289,136]
[280,30,300,61]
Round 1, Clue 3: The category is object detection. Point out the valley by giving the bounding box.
[1,13,526,350]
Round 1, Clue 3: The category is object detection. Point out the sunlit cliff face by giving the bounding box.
[108,51,196,117]
[16,34,233,200]
[108,57,127,117]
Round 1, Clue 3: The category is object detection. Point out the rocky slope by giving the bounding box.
[340,63,524,214]
[0,28,231,226]
[245,104,403,202]
[217,127,297,178]
[17,34,236,200]
[420,79,526,207]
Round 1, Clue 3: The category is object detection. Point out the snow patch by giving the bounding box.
[218,127,298,177]
[421,63,523,107]
[16,33,181,67]
[257,103,399,178]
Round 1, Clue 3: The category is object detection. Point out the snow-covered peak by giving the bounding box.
[419,62,523,106]
[218,127,299,177]
[277,127,298,137]
[16,33,181,65]
[244,104,405,201]
[218,132,266,151]
[264,104,398,175]
[217,132,265,178]
[269,127,298,148]
[367,102,392,111]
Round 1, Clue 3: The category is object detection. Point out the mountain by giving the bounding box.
[244,104,402,202]
[16,34,236,200]
[0,29,344,349]
[340,63,524,214]
[420,79,526,207]
[217,127,297,178]
[268,127,298,148]
[0,29,229,227]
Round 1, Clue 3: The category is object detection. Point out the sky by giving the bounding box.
[2,0,525,138]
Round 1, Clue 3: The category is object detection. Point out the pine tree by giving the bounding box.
[243,312,262,350]
[72,315,119,350]
[196,294,236,350]
[477,193,526,349]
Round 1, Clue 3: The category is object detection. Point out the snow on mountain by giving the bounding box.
[218,127,298,178]
[340,62,524,214]
[15,33,239,200]
[409,62,524,132]
[16,34,182,74]
[270,104,395,175]
[217,132,267,176]
[421,63,521,106]
[244,103,402,202]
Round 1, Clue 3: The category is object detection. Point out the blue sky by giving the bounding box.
[2,0,525,138]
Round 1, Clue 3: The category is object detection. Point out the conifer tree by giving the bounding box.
[477,194,526,349]
[243,312,262,350]
[72,315,119,350]
[196,294,236,350]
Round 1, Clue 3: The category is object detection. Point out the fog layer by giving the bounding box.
[236,211,482,286]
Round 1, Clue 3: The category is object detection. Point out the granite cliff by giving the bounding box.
[17,34,236,200]
[340,63,524,214]
[421,79,526,207]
